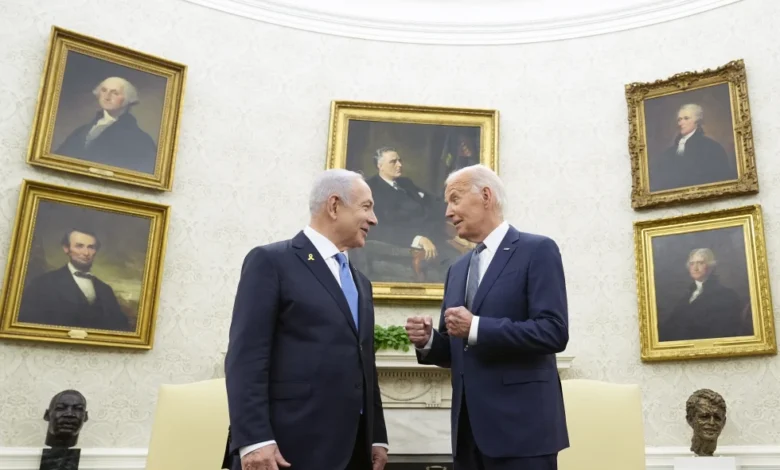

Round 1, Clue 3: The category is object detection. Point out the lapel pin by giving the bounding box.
[307,254,315,261]
[503,247,510,251]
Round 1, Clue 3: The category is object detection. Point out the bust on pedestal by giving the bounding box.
[39,390,88,470]
[673,389,736,470]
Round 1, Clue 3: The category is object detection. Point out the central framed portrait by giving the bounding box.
[326,100,498,301]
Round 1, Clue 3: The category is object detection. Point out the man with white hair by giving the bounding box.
[405,164,569,470]
[224,169,388,470]
[55,76,157,174]
[649,103,735,192]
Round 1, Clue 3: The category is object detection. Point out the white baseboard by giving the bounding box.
[1,445,779,469]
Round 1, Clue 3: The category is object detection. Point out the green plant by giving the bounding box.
[374,324,412,352]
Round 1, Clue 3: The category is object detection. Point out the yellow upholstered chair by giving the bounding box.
[145,378,230,470]
[558,379,647,470]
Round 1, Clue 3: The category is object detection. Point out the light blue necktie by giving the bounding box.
[334,253,359,330]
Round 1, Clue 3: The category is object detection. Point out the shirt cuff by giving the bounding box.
[412,235,422,248]
[468,316,480,345]
[240,440,276,458]
[372,443,389,449]
[415,331,435,353]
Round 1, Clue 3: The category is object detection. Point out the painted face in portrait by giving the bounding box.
[62,231,100,272]
[334,179,377,250]
[687,249,714,282]
[44,390,89,448]
[377,150,403,180]
[677,104,701,136]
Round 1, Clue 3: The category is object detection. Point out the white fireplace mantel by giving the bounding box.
[376,350,574,409]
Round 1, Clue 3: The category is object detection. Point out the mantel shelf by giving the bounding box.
[376,351,575,371]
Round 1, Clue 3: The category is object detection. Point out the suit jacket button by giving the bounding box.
[464,345,469,351]
[359,345,363,352]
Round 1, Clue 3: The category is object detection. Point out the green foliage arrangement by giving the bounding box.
[373,324,412,352]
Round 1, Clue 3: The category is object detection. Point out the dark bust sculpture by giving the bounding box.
[686,388,727,456]
[40,390,88,470]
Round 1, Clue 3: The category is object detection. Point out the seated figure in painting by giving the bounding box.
[361,146,466,282]
[18,229,132,332]
[648,103,737,192]
[55,76,157,175]
[658,248,752,342]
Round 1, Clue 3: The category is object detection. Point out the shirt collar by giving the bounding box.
[67,262,90,275]
[303,225,347,262]
[481,220,510,254]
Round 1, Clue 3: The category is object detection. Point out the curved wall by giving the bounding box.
[0,0,778,450]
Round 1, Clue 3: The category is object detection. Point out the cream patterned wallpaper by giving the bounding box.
[1,0,779,449]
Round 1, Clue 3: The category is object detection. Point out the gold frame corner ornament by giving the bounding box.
[625,59,758,210]
[0,179,171,349]
[26,26,187,191]
[326,100,499,301]
[633,204,776,362]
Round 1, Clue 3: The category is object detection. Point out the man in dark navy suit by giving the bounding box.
[224,169,388,470]
[406,164,569,470]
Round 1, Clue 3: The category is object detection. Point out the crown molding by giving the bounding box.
[182,0,742,45]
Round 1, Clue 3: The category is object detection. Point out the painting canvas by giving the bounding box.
[0,180,170,349]
[626,60,757,209]
[634,205,775,361]
[27,26,186,191]
[327,101,498,301]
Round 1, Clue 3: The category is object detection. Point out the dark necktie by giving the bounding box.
[73,271,94,279]
[465,243,486,311]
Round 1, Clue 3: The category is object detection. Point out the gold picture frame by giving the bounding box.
[27,26,187,191]
[0,180,170,349]
[326,100,498,301]
[634,204,775,362]
[626,59,757,209]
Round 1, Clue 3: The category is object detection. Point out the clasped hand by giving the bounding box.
[444,306,473,338]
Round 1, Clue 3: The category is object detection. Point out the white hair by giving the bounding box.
[92,77,139,106]
[687,248,717,267]
[309,169,365,215]
[679,103,703,124]
[445,164,506,215]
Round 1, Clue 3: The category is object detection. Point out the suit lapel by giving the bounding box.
[293,232,358,338]
[471,227,520,315]
[353,266,370,341]
[56,267,90,306]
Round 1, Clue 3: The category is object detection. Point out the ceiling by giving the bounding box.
[184,0,742,44]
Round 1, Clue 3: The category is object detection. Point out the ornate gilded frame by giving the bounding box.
[634,205,775,362]
[626,60,757,209]
[326,100,498,301]
[27,26,187,191]
[0,180,170,349]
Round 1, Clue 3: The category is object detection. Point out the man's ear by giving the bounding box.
[84,411,89,423]
[44,409,50,421]
[326,195,340,219]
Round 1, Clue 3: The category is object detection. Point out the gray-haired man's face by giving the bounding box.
[677,108,697,135]
[687,254,710,282]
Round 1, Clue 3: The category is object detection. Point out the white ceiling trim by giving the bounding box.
[183,0,742,45]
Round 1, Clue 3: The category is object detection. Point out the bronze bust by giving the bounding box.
[43,390,89,448]
[686,388,726,456]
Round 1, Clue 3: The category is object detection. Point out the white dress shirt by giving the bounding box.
[689,280,704,303]
[239,226,388,458]
[85,110,118,146]
[418,221,510,351]
[67,262,96,304]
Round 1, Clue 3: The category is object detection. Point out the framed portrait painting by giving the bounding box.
[326,100,498,301]
[27,26,187,191]
[0,180,170,349]
[634,205,776,362]
[626,59,758,209]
